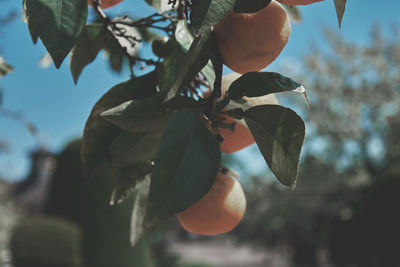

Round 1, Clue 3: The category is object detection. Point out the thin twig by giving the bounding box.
[91,0,160,75]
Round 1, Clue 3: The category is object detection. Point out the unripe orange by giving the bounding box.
[88,0,122,9]
[277,0,323,5]
[177,170,246,236]
[214,0,291,74]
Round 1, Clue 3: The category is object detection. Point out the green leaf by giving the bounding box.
[0,57,13,78]
[108,131,162,169]
[163,95,203,110]
[244,105,305,187]
[227,72,306,102]
[234,0,271,13]
[110,164,153,206]
[108,130,160,206]
[130,175,151,246]
[175,21,215,88]
[101,93,173,132]
[25,0,88,68]
[103,34,124,73]
[135,27,160,42]
[22,0,39,44]
[70,24,106,84]
[191,0,236,35]
[164,30,217,101]
[81,72,157,178]
[157,38,186,91]
[145,111,221,226]
[333,0,346,28]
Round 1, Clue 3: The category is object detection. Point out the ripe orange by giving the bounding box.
[88,0,122,9]
[214,0,291,74]
[217,114,255,153]
[177,169,246,236]
[277,0,323,5]
[202,87,255,154]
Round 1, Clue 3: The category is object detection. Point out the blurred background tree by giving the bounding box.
[232,25,400,267]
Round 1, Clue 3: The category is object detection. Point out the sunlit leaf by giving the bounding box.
[0,57,13,78]
[130,175,151,246]
[191,0,235,35]
[175,21,215,87]
[164,30,217,101]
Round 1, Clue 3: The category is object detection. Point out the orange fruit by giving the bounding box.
[88,0,123,9]
[177,169,246,236]
[217,114,255,153]
[214,0,291,74]
[202,87,255,154]
[277,0,323,5]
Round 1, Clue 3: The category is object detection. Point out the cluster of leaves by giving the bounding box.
[21,0,346,244]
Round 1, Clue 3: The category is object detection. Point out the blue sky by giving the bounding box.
[0,0,399,180]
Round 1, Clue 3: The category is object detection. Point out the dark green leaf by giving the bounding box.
[22,0,39,44]
[227,72,307,104]
[130,175,151,246]
[0,57,13,78]
[110,164,153,206]
[101,93,173,132]
[25,0,88,68]
[145,111,221,226]
[70,24,106,84]
[333,0,346,28]
[157,38,186,91]
[104,34,124,73]
[163,95,203,110]
[81,72,157,178]
[244,105,305,187]
[108,130,160,206]
[108,131,163,169]
[164,30,217,101]
[234,0,271,13]
[191,0,235,35]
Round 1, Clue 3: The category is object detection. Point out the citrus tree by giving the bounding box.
[20,0,346,243]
